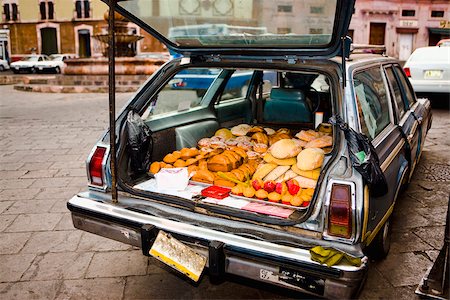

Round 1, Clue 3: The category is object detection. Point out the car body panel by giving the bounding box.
[10,55,49,73]
[0,59,10,70]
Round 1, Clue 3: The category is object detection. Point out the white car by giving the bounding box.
[0,58,9,71]
[10,55,50,73]
[34,54,76,74]
[403,46,450,97]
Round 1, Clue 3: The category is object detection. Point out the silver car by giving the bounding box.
[67,0,432,298]
[403,46,450,97]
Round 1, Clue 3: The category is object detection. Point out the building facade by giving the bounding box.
[0,0,165,61]
[1,0,449,62]
[350,0,450,60]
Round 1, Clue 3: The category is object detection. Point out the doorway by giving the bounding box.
[78,29,91,58]
[369,23,386,45]
[41,27,58,55]
[399,33,413,61]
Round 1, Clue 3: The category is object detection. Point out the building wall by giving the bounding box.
[1,0,164,58]
[350,0,450,59]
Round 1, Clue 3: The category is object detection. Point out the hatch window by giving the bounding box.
[118,0,339,48]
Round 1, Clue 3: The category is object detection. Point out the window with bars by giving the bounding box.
[39,1,54,20]
[431,10,444,18]
[277,5,292,13]
[3,2,18,21]
[75,0,90,19]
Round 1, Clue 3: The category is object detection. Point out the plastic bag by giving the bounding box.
[126,111,152,178]
[330,116,388,197]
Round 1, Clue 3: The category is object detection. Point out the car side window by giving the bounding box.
[220,70,253,101]
[353,67,391,140]
[38,57,43,61]
[141,68,219,120]
[393,65,416,108]
[385,67,406,121]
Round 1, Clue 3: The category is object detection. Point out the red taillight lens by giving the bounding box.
[89,147,106,186]
[328,184,352,239]
[403,67,411,77]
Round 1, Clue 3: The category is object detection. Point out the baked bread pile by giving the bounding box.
[148,123,333,207]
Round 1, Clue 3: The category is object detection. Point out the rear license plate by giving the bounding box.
[424,70,442,79]
[149,231,207,282]
[260,268,324,295]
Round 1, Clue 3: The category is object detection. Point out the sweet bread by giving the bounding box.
[197,138,211,148]
[192,169,215,184]
[163,153,178,164]
[296,148,325,171]
[251,132,269,145]
[173,159,186,168]
[231,124,251,136]
[207,154,233,172]
[305,135,332,148]
[269,139,302,159]
[295,130,321,142]
[149,162,161,174]
[253,143,268,154]
[180,147,199,160]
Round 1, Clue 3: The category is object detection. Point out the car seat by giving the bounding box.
[263,87,313,123]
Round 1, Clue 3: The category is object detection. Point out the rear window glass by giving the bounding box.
[354,67,391,140]
[118,0,339,48]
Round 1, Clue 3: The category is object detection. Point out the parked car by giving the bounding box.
[437,39,450,47]
[34,54,76,74]
[403,46,450,98]
[10,54,50,73]
[0,58,9,71]
[67,0,432,298]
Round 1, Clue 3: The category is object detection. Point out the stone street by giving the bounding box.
[0,84,449,299]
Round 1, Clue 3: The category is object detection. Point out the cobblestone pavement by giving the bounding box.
[0,85,449,299]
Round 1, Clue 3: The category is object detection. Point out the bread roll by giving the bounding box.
[251,132,269,145]
[173,159,186,168]
[294,176,318,189]
[269,139,302,159]
[305,135,332,149]
[192,169,215,184]
[149,162,161,174]
[296,148,325,171]
[163,153,178,164]
[263,153,297,166]
[231,124,251,136]
[180,147,200,160]
[295,130,321,142]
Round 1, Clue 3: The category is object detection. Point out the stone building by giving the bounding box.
[350,0,450,60]
[0,0,164,61]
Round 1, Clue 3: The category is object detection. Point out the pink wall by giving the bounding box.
[350,0,450,59]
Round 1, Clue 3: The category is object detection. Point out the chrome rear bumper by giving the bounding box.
[68,194,368,298]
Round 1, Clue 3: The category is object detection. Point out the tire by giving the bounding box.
[12,69,18,74]
[366,218,391,260]
[0,65,4,72]
[30,68,36,74]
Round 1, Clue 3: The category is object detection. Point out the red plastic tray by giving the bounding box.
[201,186,231,199]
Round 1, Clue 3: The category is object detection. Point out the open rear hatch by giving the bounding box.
[115,65,340,225]
[114,0,355,58]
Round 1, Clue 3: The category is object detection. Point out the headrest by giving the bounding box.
[269,87,305,102]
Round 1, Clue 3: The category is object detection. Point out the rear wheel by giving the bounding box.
[366,218,391,260]
[0,65,4,72]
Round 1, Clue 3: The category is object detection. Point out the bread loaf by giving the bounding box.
[305,135,332,149]
[191,169,215,184]
[296,148,325,171]
[269,139,302,159]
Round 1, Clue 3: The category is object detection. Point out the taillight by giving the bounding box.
[89,147,106,186]
[403,67,411,77]
[328,183,352,239]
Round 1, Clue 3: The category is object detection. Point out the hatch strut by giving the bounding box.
[108,0,118,203]
[341,36,351,89]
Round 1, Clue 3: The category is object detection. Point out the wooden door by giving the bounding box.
[369,23,386,45]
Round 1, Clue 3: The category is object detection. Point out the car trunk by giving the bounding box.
[114,64,340,229]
